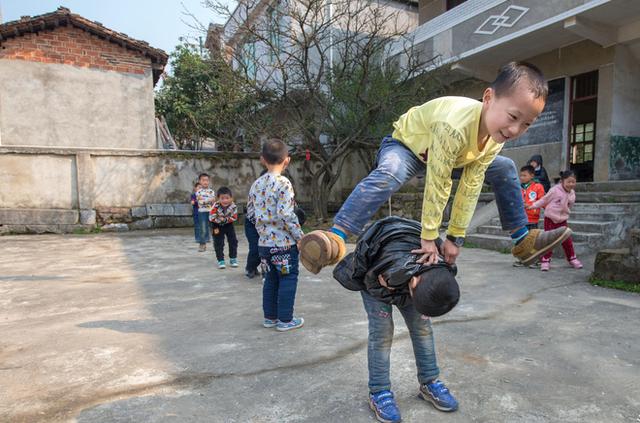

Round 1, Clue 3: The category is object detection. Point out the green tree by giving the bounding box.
[206,0,451,218]
[155,43,254,150]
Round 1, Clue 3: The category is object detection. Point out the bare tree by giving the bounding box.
[205,0,449,219]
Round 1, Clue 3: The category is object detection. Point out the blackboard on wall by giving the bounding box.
[504,78,565,149]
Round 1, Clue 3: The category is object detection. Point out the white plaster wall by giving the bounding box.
[0,149,370,211]
[0,154,77,208]
[0,60,156,149]
[611,44,640,137]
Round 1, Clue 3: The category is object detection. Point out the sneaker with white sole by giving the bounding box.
[263,318,278,328]
[218,260,226,269]
[419,379,458,412]
[369,390,401,423]
[569,258,583,269]
[230,258,239,268]
[276,317,304,332]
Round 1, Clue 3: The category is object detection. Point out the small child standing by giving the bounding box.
[528,170,583,271]
[190,182,202,243]
[195,173,216,252]
[209,187,239,269]
[520,165,546,231]
[244,170,268,280]
[528,154,551,193]
[244,204,261,279]
[248,139,305,332]
[246,169,308,280]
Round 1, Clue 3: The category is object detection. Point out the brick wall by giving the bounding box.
[0,25,151,75]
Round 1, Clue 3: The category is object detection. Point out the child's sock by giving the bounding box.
[330,227,347,241]
[511,226,529,245]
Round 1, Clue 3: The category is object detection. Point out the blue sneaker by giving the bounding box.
[263,318,278,328]
[369,390,401,423]
[276,317,304,332]
[217,260,226,269]
[230,258,239,268]
[419,380,458,412]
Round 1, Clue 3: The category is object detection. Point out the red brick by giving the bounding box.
[1,25,152,75]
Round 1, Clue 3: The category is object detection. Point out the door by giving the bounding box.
[568,71,598,182]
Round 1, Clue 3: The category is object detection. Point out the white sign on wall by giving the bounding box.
[474,5,529,35]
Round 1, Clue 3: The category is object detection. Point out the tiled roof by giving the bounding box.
[0,7,168,82]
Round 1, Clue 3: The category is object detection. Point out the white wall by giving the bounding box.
[0,60,156,149]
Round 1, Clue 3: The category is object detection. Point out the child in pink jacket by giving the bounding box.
[527,170,582,271]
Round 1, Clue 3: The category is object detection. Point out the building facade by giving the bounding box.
[392,0,640,182]
[0,7,167,150]
[214,0,420,85]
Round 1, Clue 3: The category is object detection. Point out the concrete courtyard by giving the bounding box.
[1,228,639,423]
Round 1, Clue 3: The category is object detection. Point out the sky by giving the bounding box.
[0,0,237,56]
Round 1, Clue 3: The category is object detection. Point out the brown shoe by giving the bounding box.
[325,231,347,265]
[299,230,346,274]
[512,227,572,266]
[198,243,206,252]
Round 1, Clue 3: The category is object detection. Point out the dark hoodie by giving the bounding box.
[333,216,456,308]
[528,154,551,193]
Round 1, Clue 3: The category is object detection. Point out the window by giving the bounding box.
[570,121,595,163]
[241,40,257,79]
[267,0,286,63]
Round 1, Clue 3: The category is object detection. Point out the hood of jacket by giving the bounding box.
[528,154,543,165]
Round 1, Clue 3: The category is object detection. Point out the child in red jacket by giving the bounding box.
[520,165,546,231]
[209,187,239,269]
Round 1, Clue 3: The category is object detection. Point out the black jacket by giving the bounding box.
[333,216,456,307]
[528,154,551,193]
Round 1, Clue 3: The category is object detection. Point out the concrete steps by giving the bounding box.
[467,181,640,257]
[476,224,603,243]
[574,180,640,192]
[571,202,639,212]
[570,211,626,221]
[465,233,591,257]
[486,217,617,234]
[575,192,640,203]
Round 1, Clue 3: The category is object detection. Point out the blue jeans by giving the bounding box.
[260,245,300,323]
[244,219,261,273]
[361,291,440,393]
[196,211,211,243]
[193,214,200,242]
[334,136,528,235]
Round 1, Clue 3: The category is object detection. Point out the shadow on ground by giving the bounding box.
[1,228,639,422]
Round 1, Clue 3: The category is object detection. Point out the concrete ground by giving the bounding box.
[1,228,639,423]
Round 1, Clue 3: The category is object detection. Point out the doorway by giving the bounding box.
[568,70,598,182]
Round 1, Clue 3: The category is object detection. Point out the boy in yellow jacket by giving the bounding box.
[300,62,572,273]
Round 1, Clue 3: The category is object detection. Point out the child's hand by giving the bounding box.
[525,205,534,210]
[377,274,388,287]
[412,239,439,266]
[442,239,460,264]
